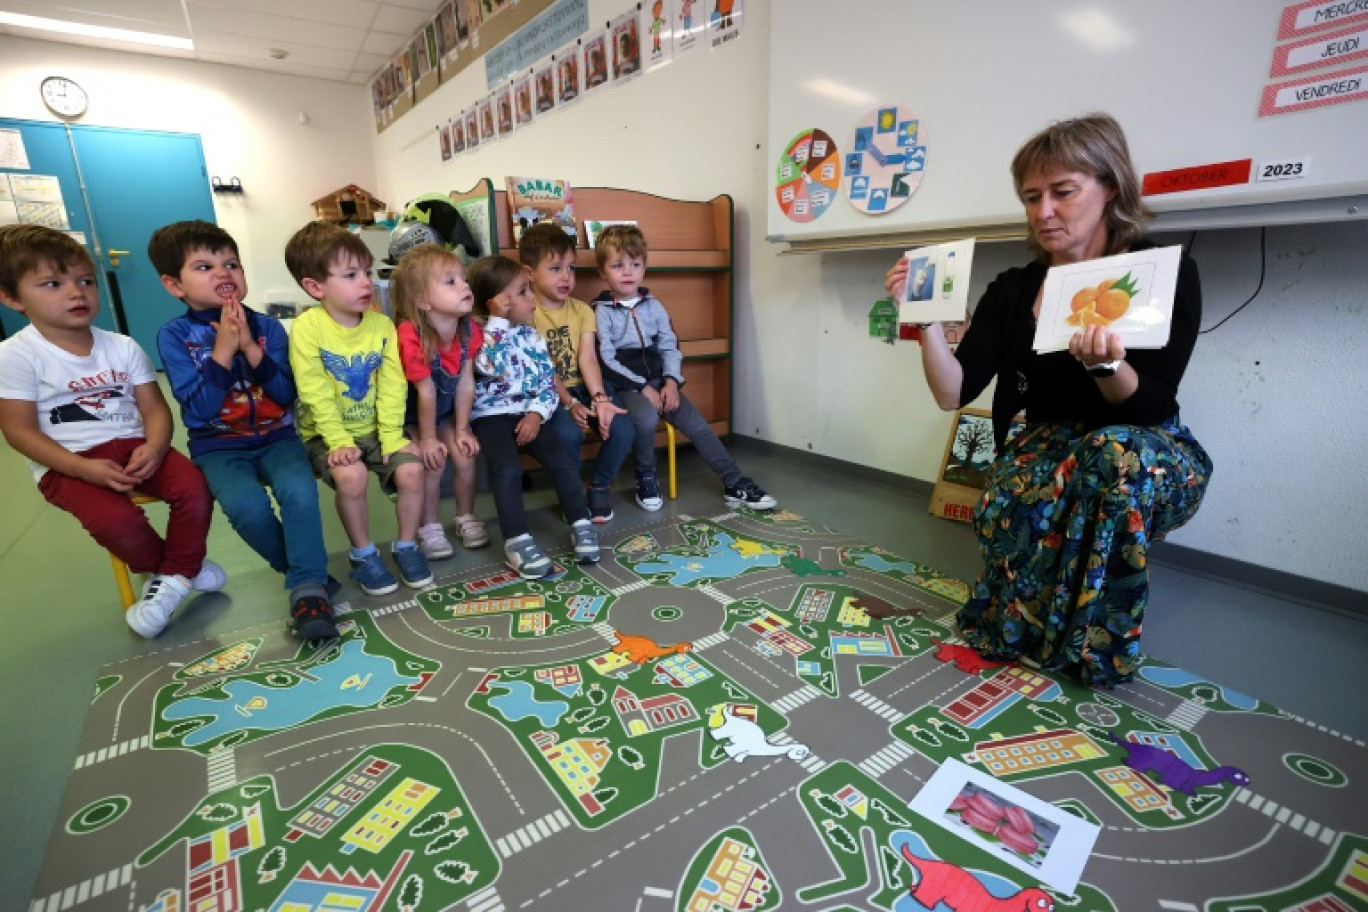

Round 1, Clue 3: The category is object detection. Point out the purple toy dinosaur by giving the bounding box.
[1109,732,1250,796]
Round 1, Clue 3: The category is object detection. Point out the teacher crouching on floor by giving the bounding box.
[885,113,1212,687]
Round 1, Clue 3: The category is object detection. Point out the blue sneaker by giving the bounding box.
[392,545,433,589]
[349,552,398,596]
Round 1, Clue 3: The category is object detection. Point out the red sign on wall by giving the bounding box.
[1141,160,1253,196]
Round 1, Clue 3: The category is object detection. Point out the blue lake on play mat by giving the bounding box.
[634,532,783,585]
[161,640,418,746]
[1137,667,1259,709]
[487,680,568,727]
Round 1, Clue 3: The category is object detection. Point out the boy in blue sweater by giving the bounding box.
[151,220,337,641]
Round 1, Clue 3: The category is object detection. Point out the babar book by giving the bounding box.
[505,176,577,242]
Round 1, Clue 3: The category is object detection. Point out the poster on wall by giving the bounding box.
[436,3,462,76]
[0,175,18,227]
[390,49,414,118]
[641,0,674,72]
[533,58,557,114]
[413,27,439,103]
[709,0,743,49]
[674,0,704,56]
[465,106,482,150]
[609,10,643,82]
[495,83,515,137]
[0,129,30,170]
[844,105,926,214]
[9,174,70,230]
[439,121,453,162]
[556,44,583,105]
[513,72,535,127]
[461,0,483,37]
[583,31,609,91]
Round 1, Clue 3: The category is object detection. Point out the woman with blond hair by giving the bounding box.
[886,114,1212,687]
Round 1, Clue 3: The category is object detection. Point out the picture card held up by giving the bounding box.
[900,238,975,326]
[1032,245,1182,353]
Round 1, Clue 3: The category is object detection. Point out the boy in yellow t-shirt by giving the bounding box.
[285,221,428,596]
[519,223,633,522]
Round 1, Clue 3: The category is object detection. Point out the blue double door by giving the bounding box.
[0,120,216,368]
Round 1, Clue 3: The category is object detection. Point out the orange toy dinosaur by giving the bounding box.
[900,844,1053,912]
[611,633,691,664]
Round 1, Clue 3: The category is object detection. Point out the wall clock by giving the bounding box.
[41,76,88,119]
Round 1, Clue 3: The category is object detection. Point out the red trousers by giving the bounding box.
[38,438,212,578]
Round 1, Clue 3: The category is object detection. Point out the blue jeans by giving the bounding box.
[195,437,329,590]
[545,385,637,488]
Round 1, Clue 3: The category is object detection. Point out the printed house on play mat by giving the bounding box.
[312,185,386,224]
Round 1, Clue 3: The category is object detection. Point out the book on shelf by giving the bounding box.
[505,176,576,243]
[1031,245,1182,353]
[899,238,975,326]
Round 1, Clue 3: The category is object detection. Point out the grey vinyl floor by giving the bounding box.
[2,422,1365,903]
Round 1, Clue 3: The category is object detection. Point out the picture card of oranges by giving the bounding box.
[1032,245,1182,353]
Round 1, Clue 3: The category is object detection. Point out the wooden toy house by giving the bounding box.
[312,185,386,224]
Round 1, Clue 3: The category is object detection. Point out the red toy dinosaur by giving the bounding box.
[932,640,1011,675]
[900,844,1053,912]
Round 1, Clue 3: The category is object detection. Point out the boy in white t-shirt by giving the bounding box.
[0,224,224,637]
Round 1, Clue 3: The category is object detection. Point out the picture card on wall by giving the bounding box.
[556,45,582,105]
[513,73,534,127]
[642,0,674,72]
[465,107,481,150]
[610,10,642,82]
[495,85,514,138]
[709,0,744,49]
[478,96,496,143]
[583,31,609,91]
[900,238,975,325]
[909,758,1100,893]
[533,59,556,114]
[450,116,466,154]
[1031,245,1182,353]
[439,121,453,162]
[674,0,704,55]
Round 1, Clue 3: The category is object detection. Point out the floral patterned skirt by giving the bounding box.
[955,416,1212,687]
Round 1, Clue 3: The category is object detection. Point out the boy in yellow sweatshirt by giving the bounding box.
[285,221,428,596]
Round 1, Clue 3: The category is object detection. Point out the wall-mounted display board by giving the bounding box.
[766,0,1368,250]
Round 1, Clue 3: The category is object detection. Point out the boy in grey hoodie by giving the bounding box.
[592,225,776,512]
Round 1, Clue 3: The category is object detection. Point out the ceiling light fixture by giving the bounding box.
[0,11,194,50]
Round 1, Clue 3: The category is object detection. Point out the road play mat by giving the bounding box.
[31,509,1368,912]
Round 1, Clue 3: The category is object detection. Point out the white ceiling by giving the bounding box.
[0,0,446,85]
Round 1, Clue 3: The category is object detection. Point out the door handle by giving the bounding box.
[108,249,131,266]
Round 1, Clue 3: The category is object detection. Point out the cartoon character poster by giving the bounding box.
[533,59,556,114]
[641,0,674,72]
[675,0,704,55]
[583,32,609,91]
[709,0,744,50]
[610,10,642,82]
[556,45,582,105]
[513,73,534,128]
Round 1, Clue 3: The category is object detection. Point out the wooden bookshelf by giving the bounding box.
[492,186,735,457]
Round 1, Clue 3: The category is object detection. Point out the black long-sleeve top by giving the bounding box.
[955,239,1202,449]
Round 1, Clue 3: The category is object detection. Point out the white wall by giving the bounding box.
[0,36,376,308]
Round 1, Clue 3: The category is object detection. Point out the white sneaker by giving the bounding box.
[190,559,227,592]
[417,522,454,559]
[126,574,192,638]
[504,534,552,579]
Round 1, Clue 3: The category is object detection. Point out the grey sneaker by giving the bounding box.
[587,485,614,523]
[392,545,433,588]
[417,522,454,559]
[125,574,191,638]
[505,534,552,578]
[570,519,601,563]
[635,472,663,511]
